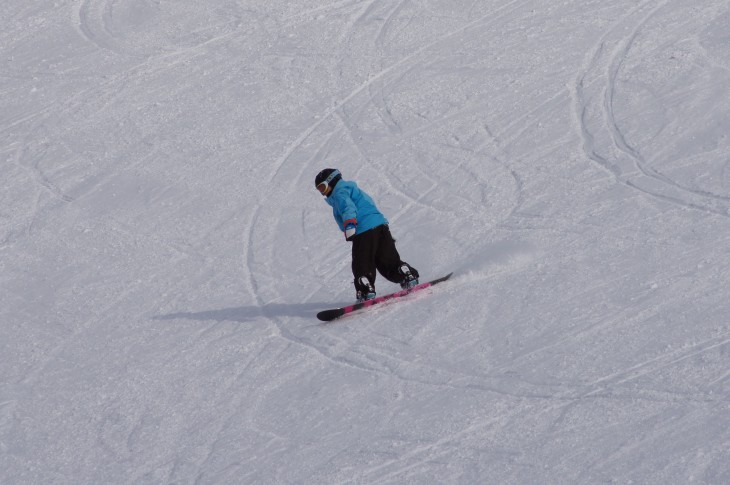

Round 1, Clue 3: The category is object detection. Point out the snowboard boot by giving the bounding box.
[399,264,419,290]
[356,276,376,302]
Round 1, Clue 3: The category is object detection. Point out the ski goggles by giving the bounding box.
[316,169,340,196]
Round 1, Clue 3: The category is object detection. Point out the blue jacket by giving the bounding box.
[325,180,388,236]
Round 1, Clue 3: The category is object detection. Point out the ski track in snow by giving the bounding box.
[267,0,531,185]
[77,0,131,57]
[573,0,730,218]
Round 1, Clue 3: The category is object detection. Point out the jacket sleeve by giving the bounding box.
[332,190,358,231]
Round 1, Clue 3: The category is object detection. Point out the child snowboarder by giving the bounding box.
[314,168,419,302]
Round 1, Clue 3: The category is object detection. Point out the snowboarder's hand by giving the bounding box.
[344,218,357,241]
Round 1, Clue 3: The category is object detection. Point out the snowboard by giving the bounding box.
[316,272,453,322]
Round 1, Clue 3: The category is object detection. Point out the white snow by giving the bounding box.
[2,0,730,483]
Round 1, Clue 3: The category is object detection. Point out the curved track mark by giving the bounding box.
[573,0,730,218]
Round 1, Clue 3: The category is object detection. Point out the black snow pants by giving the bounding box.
[351,224,418,293]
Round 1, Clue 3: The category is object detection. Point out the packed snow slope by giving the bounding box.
[2,1,730,483]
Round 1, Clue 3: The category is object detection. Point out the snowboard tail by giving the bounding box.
[316,273,453,322]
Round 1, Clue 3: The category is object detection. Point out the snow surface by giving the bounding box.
[2,0,730,483]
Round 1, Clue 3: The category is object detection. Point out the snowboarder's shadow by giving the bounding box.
[155,302,331,323]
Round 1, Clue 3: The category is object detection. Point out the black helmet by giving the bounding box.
[314,168,341,196]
